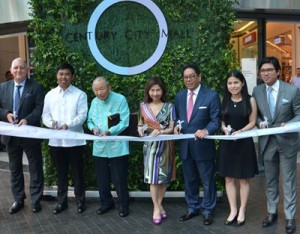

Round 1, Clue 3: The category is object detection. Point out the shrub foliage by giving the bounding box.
[28,0,238,191]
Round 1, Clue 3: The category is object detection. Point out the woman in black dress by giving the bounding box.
[219,70,258,226]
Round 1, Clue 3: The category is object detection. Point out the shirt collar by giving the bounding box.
[58,84,73,93]
[188,84,201,96]
[266,80,279,92]
[14,79,26,87]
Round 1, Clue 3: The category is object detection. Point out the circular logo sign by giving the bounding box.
[87,0,168,76]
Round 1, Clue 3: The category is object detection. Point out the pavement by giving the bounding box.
[0,151,299,234]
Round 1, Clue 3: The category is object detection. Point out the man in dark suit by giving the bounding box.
[174,64,221,225]
[253,56,300,234]
[0,58,44,214]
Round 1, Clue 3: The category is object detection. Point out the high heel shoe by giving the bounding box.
[152,217,162,225]
[161,212,168,219]
[224,213,238,225]
[237,212,246,226]
[237,219,245,226]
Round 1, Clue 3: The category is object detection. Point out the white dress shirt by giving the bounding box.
[187,84,201,109]
[42,85,87,147]
[13,79,26,111]
[266,79,279,106]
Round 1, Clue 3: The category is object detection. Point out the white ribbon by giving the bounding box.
[0,121,300,142]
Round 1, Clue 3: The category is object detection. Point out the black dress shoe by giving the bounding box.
[119,209,129,217]
[203,214,213,225]
[32,201,41,213]
[53,203,68,214]
[262,213,278,227]
[9,201,24,214]
[96,204,114,215]
[77,202,86,213]
[179,212,198,221]
[286,219,296,234]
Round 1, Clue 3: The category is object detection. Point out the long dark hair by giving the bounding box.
[221,70,252,119]
[143,77,167,103]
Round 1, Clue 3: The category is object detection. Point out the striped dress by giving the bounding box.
[140,102,176,184]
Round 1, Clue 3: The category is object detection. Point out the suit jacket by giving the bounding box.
[0,79,45,145]
[174,86,221,161]
[253,80,300,156]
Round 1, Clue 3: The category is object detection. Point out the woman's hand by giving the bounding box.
[221,126,230,135]
[138,129,144,137]
[151,129,161,137]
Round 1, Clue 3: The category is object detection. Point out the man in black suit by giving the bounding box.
[0,58,44,214]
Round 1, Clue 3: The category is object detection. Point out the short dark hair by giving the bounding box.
[143,77,167,103]
[56,63,75,75]
[258,56,281,73]
[182,64,201,76]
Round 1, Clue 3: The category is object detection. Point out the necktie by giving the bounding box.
[267,86,275,118]
[187,91,194,122]
[14,85,22,114]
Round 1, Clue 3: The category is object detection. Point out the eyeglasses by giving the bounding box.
[260,68,276,74]
[183,73,197,80]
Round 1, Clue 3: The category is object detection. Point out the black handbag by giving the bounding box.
[107,112,138,136]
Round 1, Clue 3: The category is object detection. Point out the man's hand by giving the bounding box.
[17,119,27,126]
[195,129,208,139]
[7,113,15,124]
[58,124,68,130]
[102,131,110,136]
[259,122,267,129]
[174,126,180,135]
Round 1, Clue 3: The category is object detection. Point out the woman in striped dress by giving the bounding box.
[138,77,175,225]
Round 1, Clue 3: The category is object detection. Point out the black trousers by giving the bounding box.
[50,146,85,204]
[93,155,129,211]
[7,137,44,203]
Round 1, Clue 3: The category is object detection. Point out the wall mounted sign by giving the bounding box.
[243,32,256,45]
[87,0,168,75]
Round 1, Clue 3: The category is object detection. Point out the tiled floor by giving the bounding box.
[0,152,299,233]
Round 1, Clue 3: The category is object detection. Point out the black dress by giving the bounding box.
[219,99,258,179]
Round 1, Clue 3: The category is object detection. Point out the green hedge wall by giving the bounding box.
[28,0,238,191]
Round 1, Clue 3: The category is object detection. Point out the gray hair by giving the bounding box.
[92,77,110,88]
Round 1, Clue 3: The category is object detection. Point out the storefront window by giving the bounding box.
[231,20,257,62]
[0,34,28,82]
[232,20,299,83]
[266,23,293,82]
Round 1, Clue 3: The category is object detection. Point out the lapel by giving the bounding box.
[189,86,206,122]
[274,81,285,121]
[262,84,272,120]
[7,81,14,110]
[182,89,188,122]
